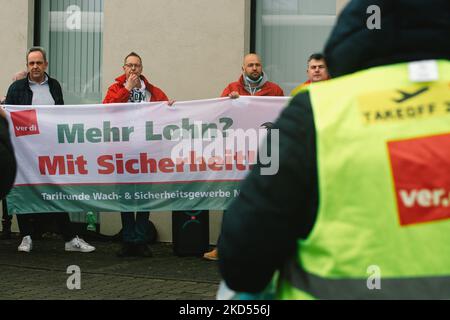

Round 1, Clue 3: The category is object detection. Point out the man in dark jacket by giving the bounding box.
[218,0,450,298]
[0,107,16,239]
[103,52,169,104]
[5,47,95,253]
[5,51,63,106]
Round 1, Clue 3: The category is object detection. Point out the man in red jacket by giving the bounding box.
[103,52,171,258]
[203,53,284,261]
[221,53,284,98]
[103,52,169,104]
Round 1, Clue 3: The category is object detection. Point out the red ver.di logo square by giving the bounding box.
[10,109,40,137]
[388,133,450,226]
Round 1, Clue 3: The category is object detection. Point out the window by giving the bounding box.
[38,0,103,105]
[37,0,103,224]
[254,0,336,95]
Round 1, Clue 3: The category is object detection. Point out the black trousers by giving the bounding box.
[1,199,12,233]
[17,212,75,241]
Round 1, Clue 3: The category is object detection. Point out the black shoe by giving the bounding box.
[135,243,153,258]
[116,243,135,257]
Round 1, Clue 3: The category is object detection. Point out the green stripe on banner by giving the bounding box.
[7,181,241,214]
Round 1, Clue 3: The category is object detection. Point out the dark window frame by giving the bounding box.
[34,0,41,46]
[250,0,256,53]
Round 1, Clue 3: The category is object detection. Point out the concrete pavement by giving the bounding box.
[0,234,220,300]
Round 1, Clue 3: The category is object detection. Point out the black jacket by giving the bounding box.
[2,73,63,200]
[218,0,450,293]
[5,73,64,105]
[0,117,17,199]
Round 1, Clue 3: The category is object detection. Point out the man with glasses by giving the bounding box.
[4,47,95,253]
[6,48,64,105]
[103,52,171,258]
[103,52,169,103]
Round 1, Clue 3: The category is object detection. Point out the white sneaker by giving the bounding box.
[65,236,95,253]
[18,235,32,252]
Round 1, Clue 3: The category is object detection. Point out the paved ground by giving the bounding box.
[0,234,220,300]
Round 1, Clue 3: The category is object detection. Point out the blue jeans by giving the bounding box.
[120,212,150,244]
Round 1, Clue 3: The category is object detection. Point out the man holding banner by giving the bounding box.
[203,53,285,261]
[221,53,284,99]
[103,52,171,257]
[5,47,95,253]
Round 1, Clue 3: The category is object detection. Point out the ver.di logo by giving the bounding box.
[388,133,450,226]
[10,109,40,137]
[181,211,202,229]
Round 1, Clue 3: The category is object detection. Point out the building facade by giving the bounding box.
[1,0,348,242]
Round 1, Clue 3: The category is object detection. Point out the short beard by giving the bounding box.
[247,73,262,82]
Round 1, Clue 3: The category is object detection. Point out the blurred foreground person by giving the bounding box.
[0,108,16,200]
[219,0,450,299]
[103,52,173,258]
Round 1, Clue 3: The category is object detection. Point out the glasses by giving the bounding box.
[124,63,142,69]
